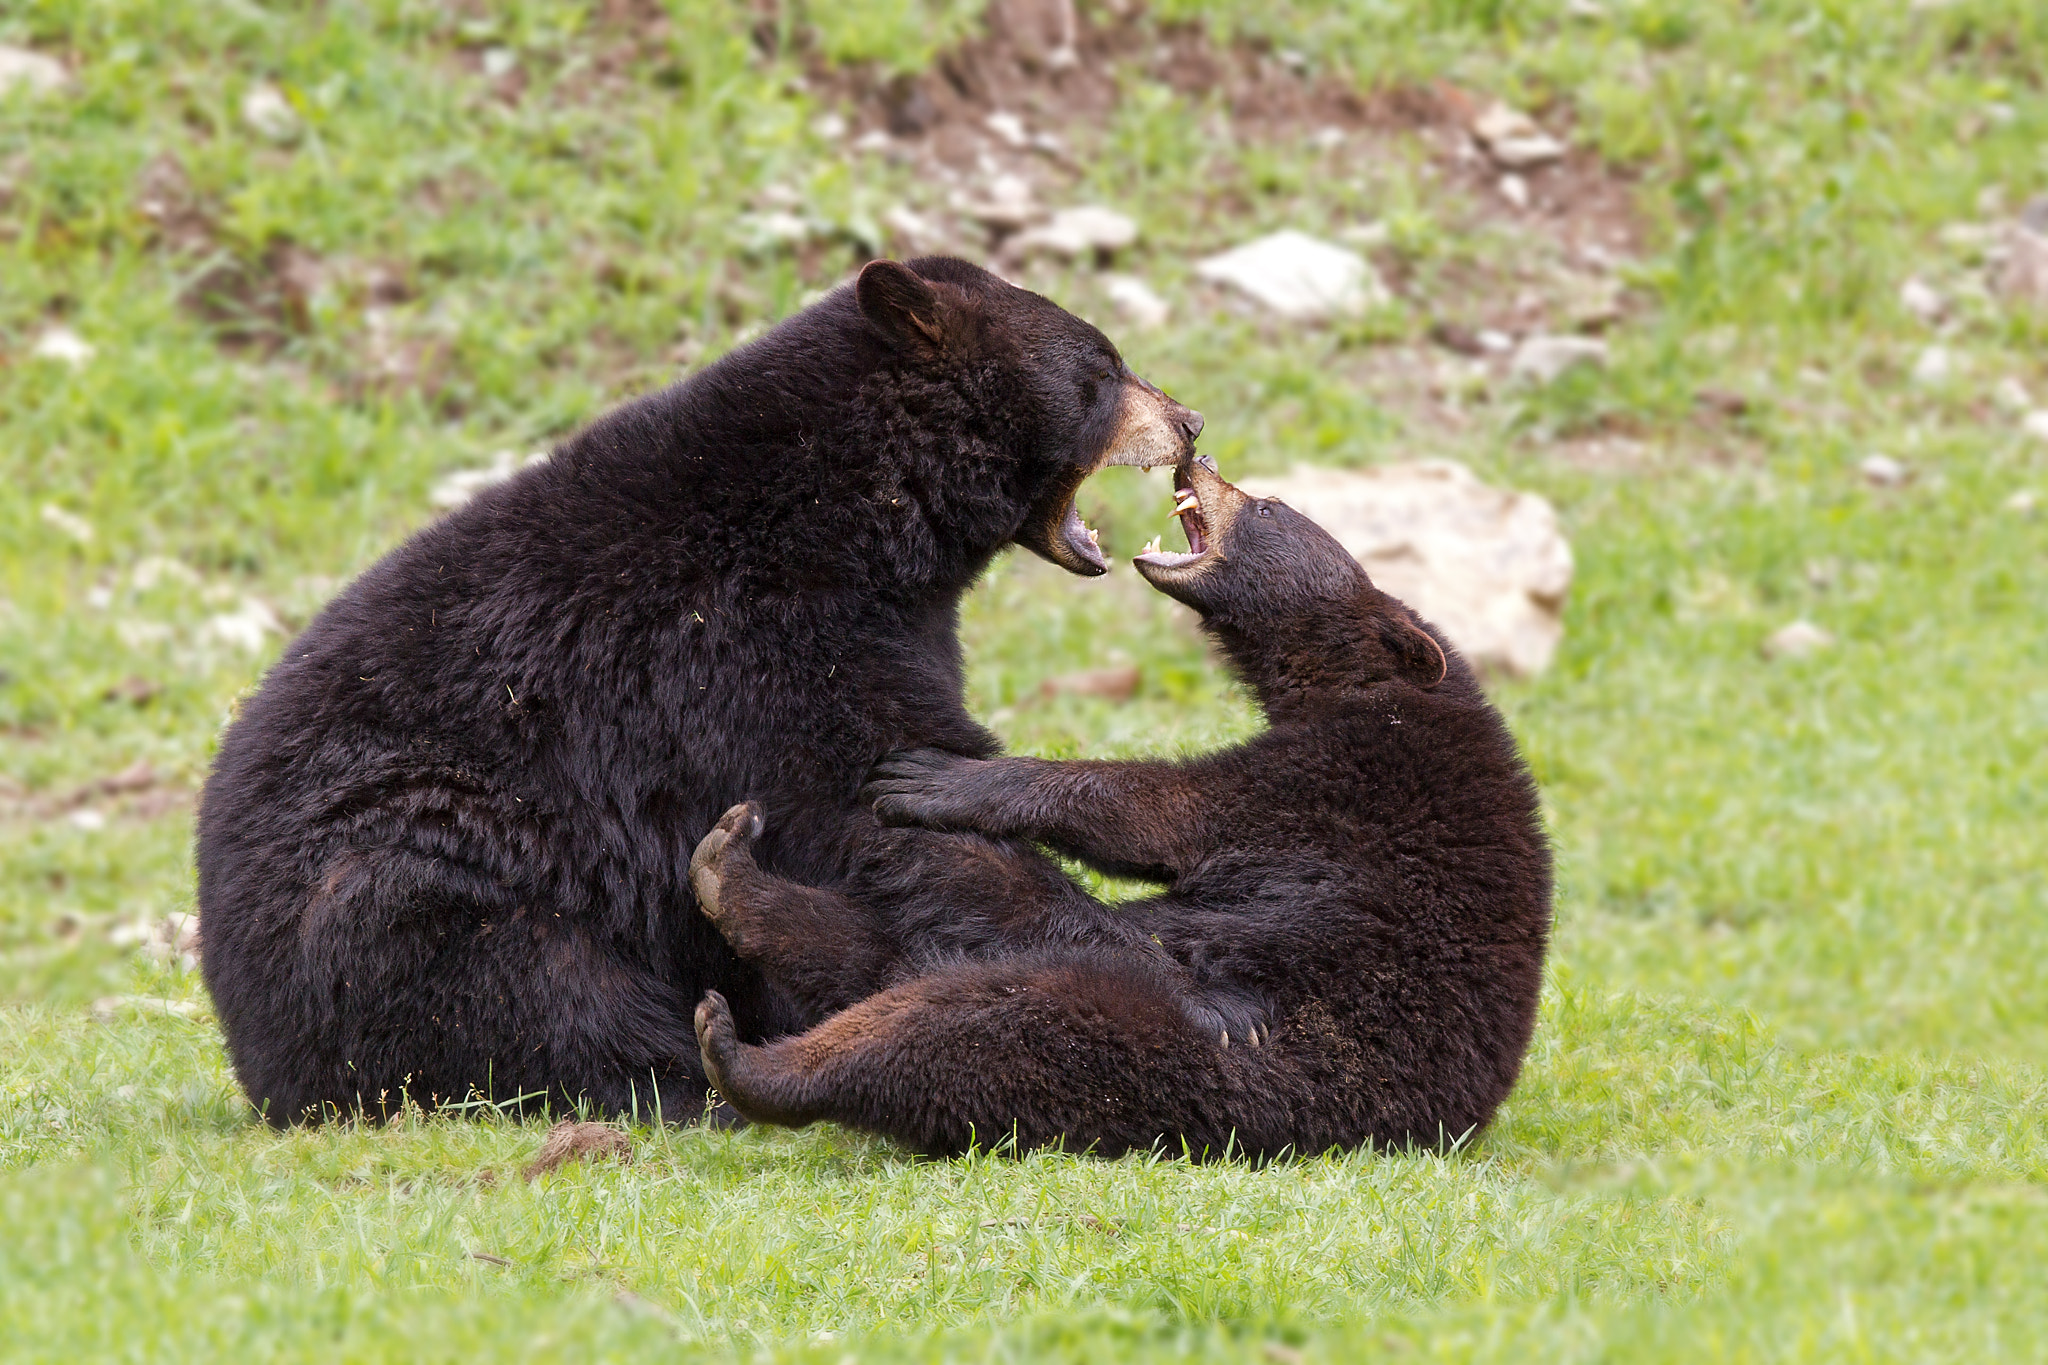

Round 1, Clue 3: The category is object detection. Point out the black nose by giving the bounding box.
[1178,408,1205,441]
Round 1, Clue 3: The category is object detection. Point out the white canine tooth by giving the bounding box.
[1141,535,1162,555]
[1174,492,1200,513]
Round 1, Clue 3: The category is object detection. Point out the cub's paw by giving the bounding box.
[694,990,741,1101]
[690,802,765,926]
[861,749,983,829]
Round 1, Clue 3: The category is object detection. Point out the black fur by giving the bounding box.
[195,258,1196,1123]
[691,464,1553,1158]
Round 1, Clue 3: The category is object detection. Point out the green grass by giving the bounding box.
[5,0,2048,1358]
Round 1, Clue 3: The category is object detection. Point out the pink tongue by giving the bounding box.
[1057,500,1107,574]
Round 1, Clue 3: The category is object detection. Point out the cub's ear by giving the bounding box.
[1375,612,1450,689]
[857,259,951,351]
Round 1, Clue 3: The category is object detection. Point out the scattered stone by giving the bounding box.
[1761,620,1834,661]
[1195,231,1389,322]
[0,44,69,97]
[92,995,207,1022]
[69,808,107,831]
[985,110,1029,148]
[852,129,894,154]
[1236,461,1573,678]
[431,450,551,509]
[1470,101,1567,169]
[1477,328,1516,354]
[480,46,518,79]
[1898,276,1946,323]
[1509,333,1608,384]
[2004,489,2038,514]
[1992,378,2032,413]
[1307,125,1346,153]
[1337,221,1390,248]
[1858,453,1909,487]
[1997,217,2048,310]
[1497,173,1529,209]
[132,555,201,591]
[1039,664,1139,702]
[2023,410,2048,443]
[200,598,283,653]
[959,173,1040,232]
[32,326,94,366]
[523,1120,634,1179]
[1010,205,1138,260]
[811,111,847,140]
[240,83,301,143]
[1103,275,1169,328]
[40,503,93,544]
[1910,345,1954,386]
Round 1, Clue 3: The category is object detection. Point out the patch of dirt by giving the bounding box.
[0,759,191,825]
[522,1120,635,1179]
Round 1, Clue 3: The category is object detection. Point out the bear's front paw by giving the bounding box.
[861,749,984,829]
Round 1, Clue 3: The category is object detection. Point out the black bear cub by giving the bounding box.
[691,456,1553,1158]
[196,257,1201,1123]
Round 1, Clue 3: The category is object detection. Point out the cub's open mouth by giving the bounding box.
[1135,456,1221,571]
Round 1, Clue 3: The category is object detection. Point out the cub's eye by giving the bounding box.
[1257,503,1275,518]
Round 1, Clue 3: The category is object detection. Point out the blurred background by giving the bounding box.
[3,1,2046,1359]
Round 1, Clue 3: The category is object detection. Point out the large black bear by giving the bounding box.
[690,456,1553,1158]
[196,257,1202,1123]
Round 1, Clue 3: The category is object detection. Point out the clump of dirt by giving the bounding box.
[522,1120,634,1179]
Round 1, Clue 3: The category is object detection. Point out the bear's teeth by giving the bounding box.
[1174,491,1200,514]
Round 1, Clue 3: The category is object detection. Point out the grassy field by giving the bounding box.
[5,0,2047,1358]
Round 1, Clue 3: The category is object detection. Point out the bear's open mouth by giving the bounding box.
[1134,460,1213,570]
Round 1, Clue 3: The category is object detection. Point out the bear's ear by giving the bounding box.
[857,259,951,351]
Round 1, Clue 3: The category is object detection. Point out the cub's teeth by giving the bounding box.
[1140,535,1163,555]
[1086,526,1100,546]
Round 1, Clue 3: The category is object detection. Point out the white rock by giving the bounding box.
[1899,276,1946,322]
[985,111,1029,147]
[1761,620,1834,661]
[2023,410,2048,443]
[200,598,283,653]
[69,808,107,831]
[1509,333,1608,383]
[2005,489,2038,514]
[1194,230,1389,321]
[481,46,518,78]
[40,503,93,543]
[132,556,201,591]
[1103,275,1169,328]
[1998,223,2048,309]
[241,83,301,142]
[0,44,68,96]
[1476,328,1516,353]
[1498,173,1529,209]
[852,129,894,153]
[1910,345,1954,386]
[85,585,113,610]
[32,326,94,365]
[1859,453,1909,486]
[431,450,551,509]
[1011,206,1139,260]
[961,173,1040,231]
[1471,101,1567,167]
[1307,126,1346,152]
[1237,461,1573,678]
[811,111,847,140]
[1992,378,2032,412]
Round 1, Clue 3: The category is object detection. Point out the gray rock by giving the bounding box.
[1509,333,1608,384]
[0,44,68,97]
[1195,231,1390,321]
[1011,206,1139,260]
[1237,461,1573,678]
[241,83,301,142]
[1761,620,1834,661]
[1103,274,1169,328]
